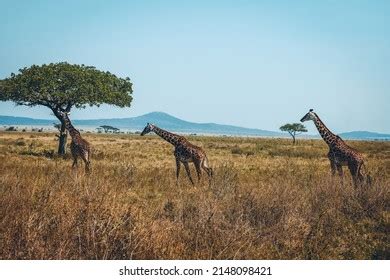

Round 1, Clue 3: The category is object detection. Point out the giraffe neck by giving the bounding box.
[313,113,338,146]
[151,126,183,146]
[63,116,80,139]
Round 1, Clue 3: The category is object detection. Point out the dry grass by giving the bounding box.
[0,131,389,259]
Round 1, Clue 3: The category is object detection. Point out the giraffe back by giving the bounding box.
[330,137,363,163]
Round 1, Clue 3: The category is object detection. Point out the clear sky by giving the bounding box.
[0,0,389,133]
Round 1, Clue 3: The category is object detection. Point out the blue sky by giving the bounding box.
[0,0,389,133]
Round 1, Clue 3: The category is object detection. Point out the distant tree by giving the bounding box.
[100,125,111,133]
[100,125,120,133]
[5,126,17,131]
[0,62,133,155]
[280,123,307,144]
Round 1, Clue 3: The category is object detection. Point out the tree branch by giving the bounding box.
[65,102,72,112]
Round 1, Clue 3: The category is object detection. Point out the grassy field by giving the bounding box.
[0,131,389,260]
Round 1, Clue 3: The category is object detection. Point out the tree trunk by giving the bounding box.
[51,105,71,156]
[57,121,68,155]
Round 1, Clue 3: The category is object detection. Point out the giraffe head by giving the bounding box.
[56,110,71,121]
[140,123,154,136]
[300,109,316,122]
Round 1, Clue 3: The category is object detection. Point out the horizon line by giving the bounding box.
[1,112,390,135]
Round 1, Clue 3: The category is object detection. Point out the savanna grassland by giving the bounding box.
[0,131,389,260]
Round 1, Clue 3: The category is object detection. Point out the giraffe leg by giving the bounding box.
[81,153,91,174]
[194,160,202,181]
[85,160,91,174]
[348,164,359,186]
[336,164,344,184]
[183,162,194,185]
[349,162,364,186]
[201,158,213,177]
[175,157,181,182]
[336,165,343,177]
[329,160,336,176]
[72,156,78,168]
[354,161,365,186]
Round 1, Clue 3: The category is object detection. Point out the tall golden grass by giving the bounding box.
[0,131,389,259]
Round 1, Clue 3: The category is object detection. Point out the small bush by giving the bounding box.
[231,146,244,155]
[14,138,26,146]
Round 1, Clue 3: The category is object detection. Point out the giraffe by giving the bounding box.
[300,109,369,186]
[140,123,213,185]
[57,110,91,173]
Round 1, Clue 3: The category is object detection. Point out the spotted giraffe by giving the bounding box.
[140,123,213,184]
[300,109,369,186]
[58,110,91,173]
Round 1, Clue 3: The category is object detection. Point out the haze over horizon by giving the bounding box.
[1,1,389,134]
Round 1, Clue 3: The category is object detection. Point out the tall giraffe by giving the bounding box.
[300,109,369,186]
[140,123,213,184]
[57,110,91,173]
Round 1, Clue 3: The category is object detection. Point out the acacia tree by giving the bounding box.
[100,125,120,133]
[0,62,133,154]
[280,123,307,144]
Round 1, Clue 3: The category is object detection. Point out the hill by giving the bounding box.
[339,131,390,140]
[1,112,389,139]
[0,115,54,126]
[0,112,283,137]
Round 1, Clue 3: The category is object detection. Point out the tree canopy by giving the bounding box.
[280,123,307,144]
[0,62,133,113]
[100,125,120,133]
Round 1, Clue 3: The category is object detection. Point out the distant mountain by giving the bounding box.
[1,112,389,140]
[0,115,55,126]
[0,112,283,137]
[75,112,284,136]
[339,131,390,140]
